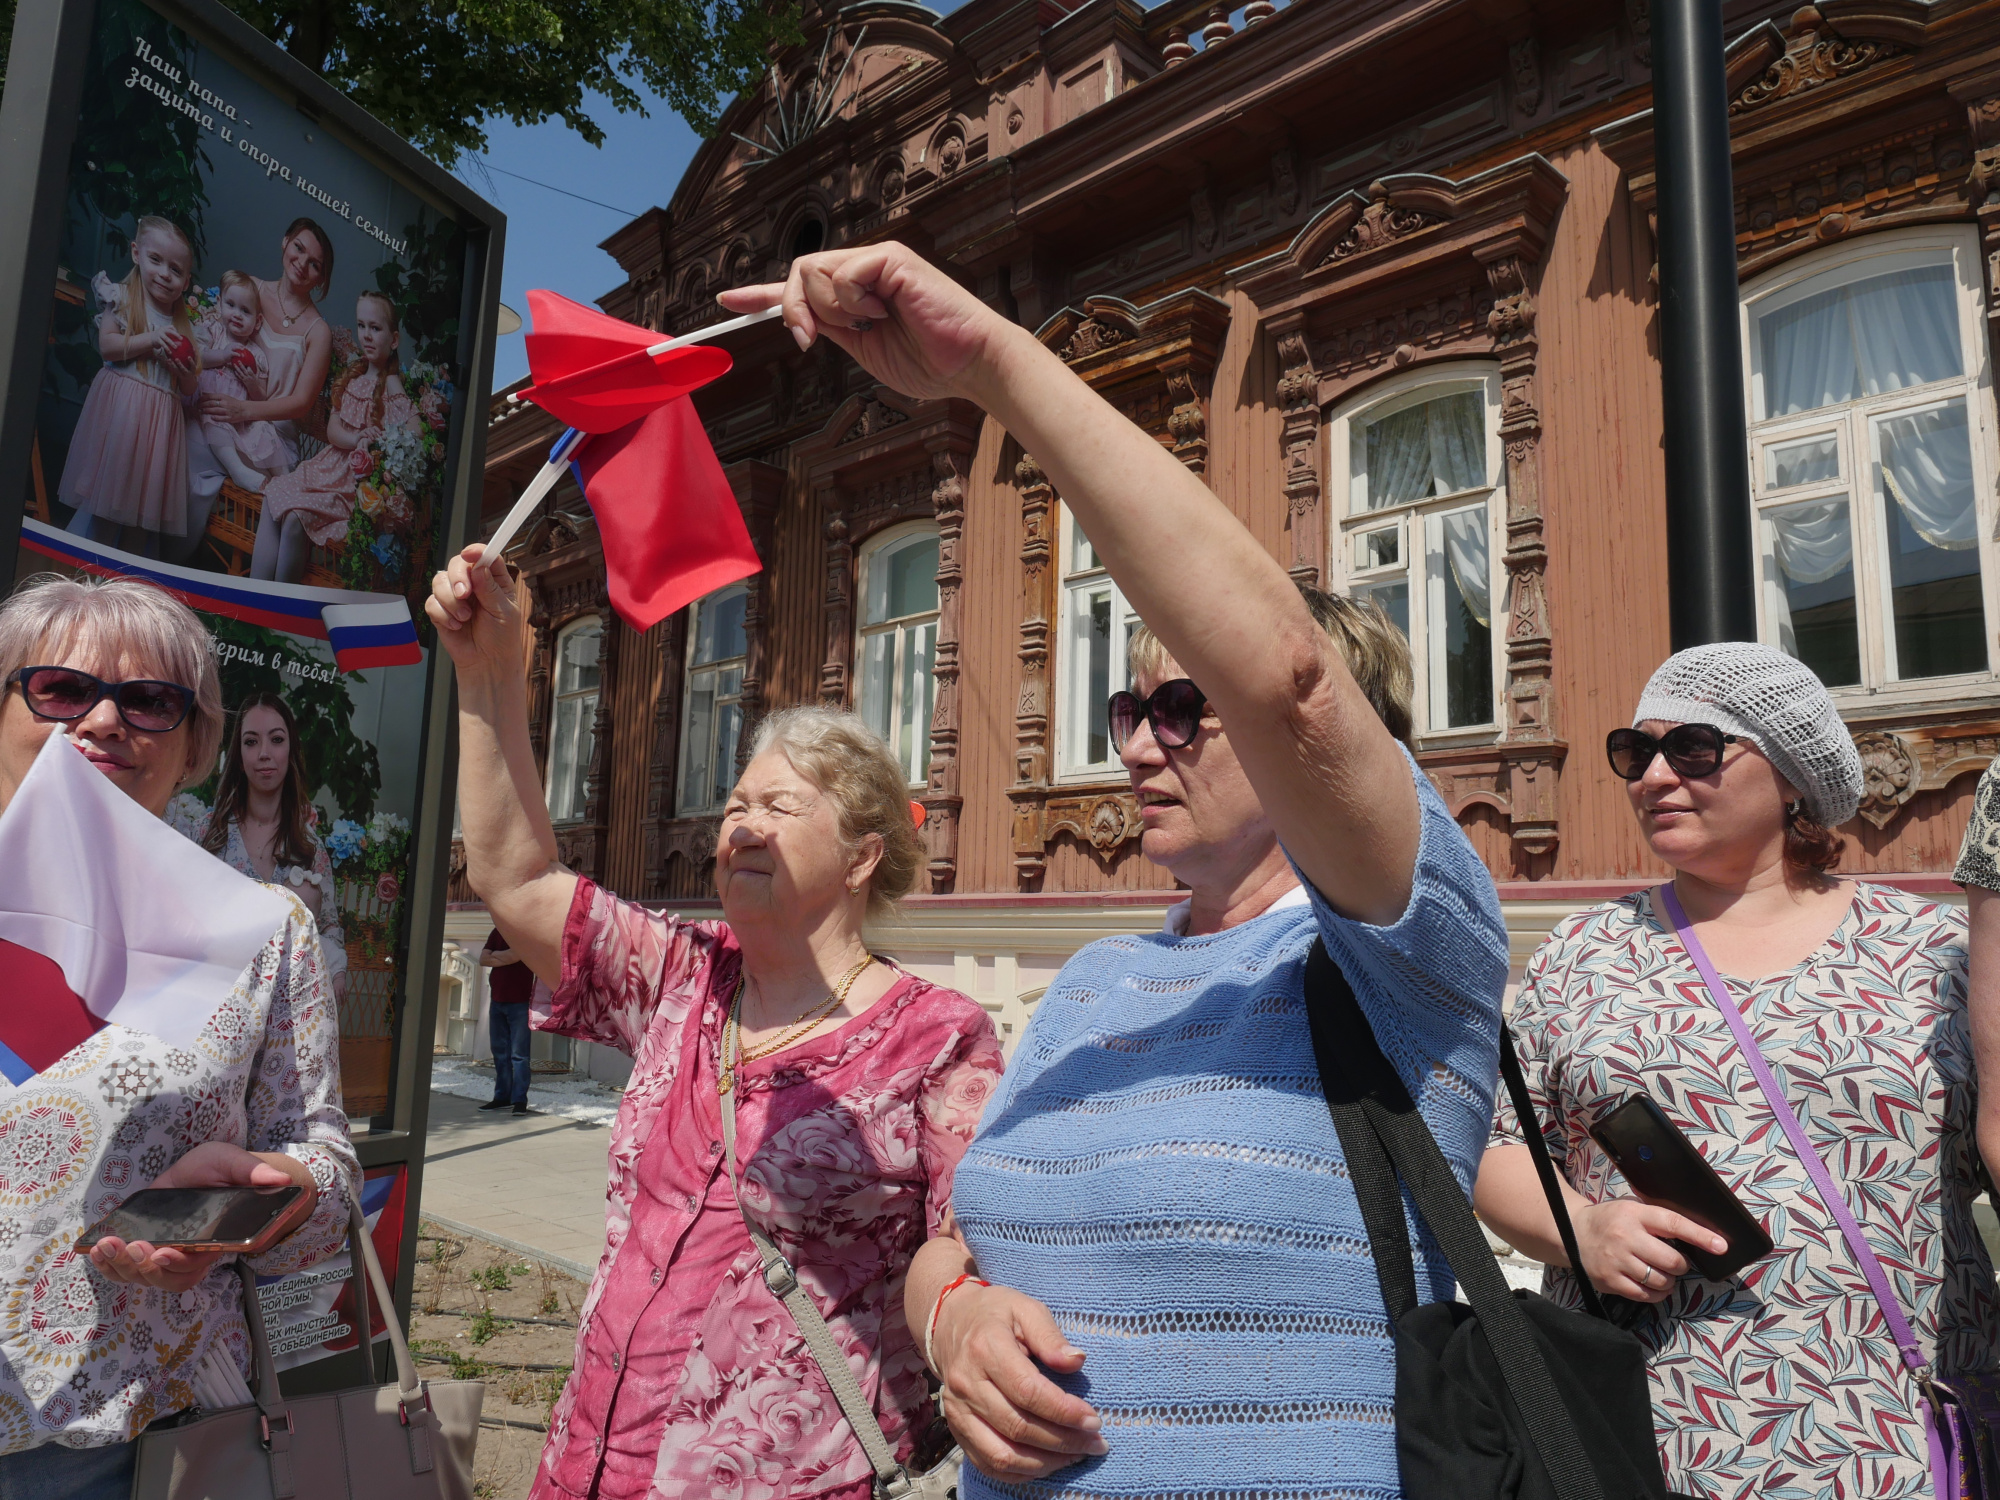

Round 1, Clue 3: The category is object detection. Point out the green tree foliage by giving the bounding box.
[204,617,383,822]
[220,0,796,164]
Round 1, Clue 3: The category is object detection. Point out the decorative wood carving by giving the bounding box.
[1509,37,1544,118]
[725,460,788,761]
[641,611,690,899]
[1731,9,1904,116]
[1238,153,1570,865]
[1009,449,1058,889]
[797,387,983,890]
[1848,723,1998,829]
[1046,790,1141,852]
[1951,69,2000,380]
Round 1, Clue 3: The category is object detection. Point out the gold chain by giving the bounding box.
[719,954,874,1095]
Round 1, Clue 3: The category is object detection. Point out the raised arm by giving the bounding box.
[721,246,1418,922]
[426,548,576,982]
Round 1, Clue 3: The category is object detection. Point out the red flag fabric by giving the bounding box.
[571,396,762,632]
[523,290,731,433]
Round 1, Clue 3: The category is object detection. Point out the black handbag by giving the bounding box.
[1302,939,1679,1500]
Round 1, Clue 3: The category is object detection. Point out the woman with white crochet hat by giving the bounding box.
[1475,642,1999,1500]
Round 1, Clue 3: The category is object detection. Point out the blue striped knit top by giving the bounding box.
[950,761,1508,1500]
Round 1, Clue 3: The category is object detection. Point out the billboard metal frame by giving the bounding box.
[0,0,504,1392]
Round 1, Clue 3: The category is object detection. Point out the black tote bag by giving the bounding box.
[1302,939,1682,1500]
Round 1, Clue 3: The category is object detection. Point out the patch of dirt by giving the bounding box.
[411,1221,588,1500]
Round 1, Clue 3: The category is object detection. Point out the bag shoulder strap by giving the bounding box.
[722,1062,906,1493]
[1653,883,1930,1377]
[1303,938,1606,1500]
[1496,1017,1609,1320]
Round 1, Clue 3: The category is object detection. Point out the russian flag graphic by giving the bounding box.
[20,520,423,671]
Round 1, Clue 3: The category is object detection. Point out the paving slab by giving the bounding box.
[418,1090,613,1278]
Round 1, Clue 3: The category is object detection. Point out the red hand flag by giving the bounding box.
[522,290,731,434]
[570,396,762,633]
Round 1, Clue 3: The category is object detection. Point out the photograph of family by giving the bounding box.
[33,0,467,608]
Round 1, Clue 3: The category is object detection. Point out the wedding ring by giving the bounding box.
[1639,1265,1655,1288]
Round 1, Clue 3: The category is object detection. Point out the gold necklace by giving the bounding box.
[719,954,874,1095]
[277,284,306,328]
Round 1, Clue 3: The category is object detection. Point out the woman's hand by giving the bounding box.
[426,544,526,684]
[1572,1197,1727,1302]
[717,244,1011,404]
[931,1281,1107,1480]
[199,392,246,424]
[88,1143,317,1294]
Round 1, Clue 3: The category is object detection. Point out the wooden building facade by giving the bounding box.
[460,0,2000,1052]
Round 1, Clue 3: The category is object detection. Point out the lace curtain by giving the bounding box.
[1878,401,1978,551]
[1439,507,1491,628]
[1761,264,1961,417]
[1362,392,1485,508]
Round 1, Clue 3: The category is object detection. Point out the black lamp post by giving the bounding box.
[1653,0,1757,647]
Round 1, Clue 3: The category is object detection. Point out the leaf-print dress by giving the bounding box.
[528,877,1003,1500]
[1492,884,2000,1500]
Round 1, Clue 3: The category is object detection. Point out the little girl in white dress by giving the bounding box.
[194,270,289,492]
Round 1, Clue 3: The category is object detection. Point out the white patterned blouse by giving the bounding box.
[0,894,359,1454]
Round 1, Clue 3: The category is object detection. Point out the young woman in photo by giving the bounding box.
[59,215,201,550]
[253,290,410,582]
[200,690,347,999]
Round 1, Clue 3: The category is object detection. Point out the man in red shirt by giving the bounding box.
[478,927,534,1115]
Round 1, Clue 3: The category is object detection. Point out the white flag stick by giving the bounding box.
[481,427,589,562]
[646,303,784,355]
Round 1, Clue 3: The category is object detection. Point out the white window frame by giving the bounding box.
[855,521,940,786]
[1326,362,1506,741]
[676,582,750,817]
[545,616,602,824]
[1056,503,1144,780]
[1741,227,2000,708]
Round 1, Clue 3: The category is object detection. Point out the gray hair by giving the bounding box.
[0,573,224,791]
[748,705,927,915]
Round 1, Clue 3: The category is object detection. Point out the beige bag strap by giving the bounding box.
[721,1069,911,1495]
[232,1198,438,1496]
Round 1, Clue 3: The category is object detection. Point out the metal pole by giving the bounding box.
[1653,0,1756,647]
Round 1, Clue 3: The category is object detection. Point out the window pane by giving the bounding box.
[868,535,941,624]
[1438,507,1492,728]
[1358,391,1485,509]
[1761,264,1960,417]
[680,668,716,814]
[550,691,596,822]
[712,702,742,808]
[1353,580,1409,643]
[1764,435,1840,491]
[1877,401,1986,679]
[557,621,601,693]
[1355,526,1400,570]
[1764,499,1861,688]
[1085,589,1112,765]
[1071,516,1098,574]
[860,631,893,740]
[693,587,747,666]
[900,621,936,781]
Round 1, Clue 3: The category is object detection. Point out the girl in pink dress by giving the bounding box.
[253,290,410,582]
[194,270,289,492]
[59,215,200,547]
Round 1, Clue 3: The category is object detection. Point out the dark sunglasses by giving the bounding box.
[1605,723,1740,782]
[8,666,195,734]
[1108,678,1208,751]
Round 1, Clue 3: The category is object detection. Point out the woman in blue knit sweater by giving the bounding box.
[723,246,1510,1499]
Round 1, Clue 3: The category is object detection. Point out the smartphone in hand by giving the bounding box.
[1589,1095,1774,1282]
[76,1184,306,1256]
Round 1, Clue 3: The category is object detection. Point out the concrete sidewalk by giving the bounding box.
[418,1091,613,1275]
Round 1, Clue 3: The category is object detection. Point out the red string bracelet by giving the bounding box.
[924,1272,989,1375]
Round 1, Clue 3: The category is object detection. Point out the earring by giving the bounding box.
[1786,800,1804,820]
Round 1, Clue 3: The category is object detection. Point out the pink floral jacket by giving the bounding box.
[530,879,1002,1500]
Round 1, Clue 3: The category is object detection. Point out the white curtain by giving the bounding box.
[1363,392,1486,507]
[1440,507,1491,628]
[1762,264,1960,417]
[1879,401,1978,551]
[1769,499,1853,584]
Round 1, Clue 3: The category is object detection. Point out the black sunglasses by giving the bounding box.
[1606,724,1740,782]
[8,666,195,734]
[1108,678,1208,751]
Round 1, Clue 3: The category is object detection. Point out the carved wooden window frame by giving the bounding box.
[1235,155,1569,868]
[853,519,945,787]
[1053,501,1142,781]
[545,615,604,826]
[674,581,752,818]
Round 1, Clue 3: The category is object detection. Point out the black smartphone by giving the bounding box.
[75,1185,305,1254]
[1588,1095,1773,1282]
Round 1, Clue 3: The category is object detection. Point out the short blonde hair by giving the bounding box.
[748,705,927,915]
[1128,580,1415,749]
[0,573,224,790]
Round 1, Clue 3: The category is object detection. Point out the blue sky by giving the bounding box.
[454,94,704,388]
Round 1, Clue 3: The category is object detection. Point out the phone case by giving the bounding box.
[74,1185,306,1255]
[1588,1095,1774,1281]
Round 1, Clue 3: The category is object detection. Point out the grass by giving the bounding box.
[411,1338,491,1381]
[468,1307,501,1344]
[469,1262,529,1293]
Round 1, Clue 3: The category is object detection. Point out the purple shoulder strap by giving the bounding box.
[1655,884,1931,1381]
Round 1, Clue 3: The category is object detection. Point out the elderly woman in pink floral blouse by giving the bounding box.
[428,550,1003,1500]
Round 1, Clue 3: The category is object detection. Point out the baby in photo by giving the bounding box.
[196,270,289,492]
